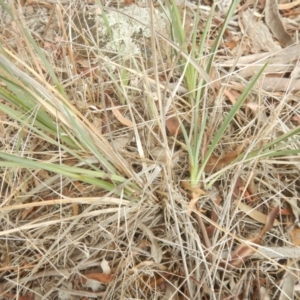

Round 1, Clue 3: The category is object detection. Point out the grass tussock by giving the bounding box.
[0,0,300,299]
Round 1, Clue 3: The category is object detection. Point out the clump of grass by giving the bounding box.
[0,0,300,299]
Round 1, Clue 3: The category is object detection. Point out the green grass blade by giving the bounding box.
[206,0,240,72]
[0,0,66,96]
[195,62,269,182]
[0,153,130,192]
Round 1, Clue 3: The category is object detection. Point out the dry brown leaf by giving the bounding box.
[232,177,244,201]
[77,65,100,78]
[277,207,293,216]
[228,236,261,268]
[166,107,182,136]
[133,260,167,271]
[245,102,268,125]
[204,154,219,173]
[290,228,300,246]
[166,116,182,136]
[227,206,280,269]
[21,207,35,220]
[149,147,170,164]
[265,0,293,47]
[241,9,281,52]
[108,98,133,128]
[223,38,300,78]
[235,173,259,203]
[260,205,280,236]
[72,204,79,216]
[224,40,238,50]
[81,272,113,283]
[237,202,281,226]
[182,182,206,215]
[131,239,149,257]
[205,144,245,173]
[137,239,149,250]
[111,136,130,149]
[149,273,171,288]
[261,77,300,92]
[194,204,212,249]
[3,293,34,300]
[181,181,206,195]
[205,194,221,238]
[291,115,300,126]
[284,198,300,221]
[224,88,238,105]
[224,89,246,124]
[0,249,10,268]
[239,187,254,203]
[188,192,200,215]
[245,102,265,113]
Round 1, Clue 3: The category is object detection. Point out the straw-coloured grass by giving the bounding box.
[1,1,300,299]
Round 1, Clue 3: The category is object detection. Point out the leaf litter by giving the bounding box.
[0,0,300,299]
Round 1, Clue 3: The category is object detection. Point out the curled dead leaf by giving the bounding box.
[228,237,260,269]
[260,205,280,236]
[265,0,293,47]
[81,272,113,283]
[149,273,171,288]
[107,97,133,128]
[247,174,259,201]
[238,202,280,227]
[227,205,280,269]
[181,181,206,198]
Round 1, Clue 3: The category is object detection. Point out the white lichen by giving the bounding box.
[95,4,169,57]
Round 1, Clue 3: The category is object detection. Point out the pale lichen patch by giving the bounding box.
[72,4,169,58]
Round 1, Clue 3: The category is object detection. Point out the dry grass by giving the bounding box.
[0,0,300,299]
